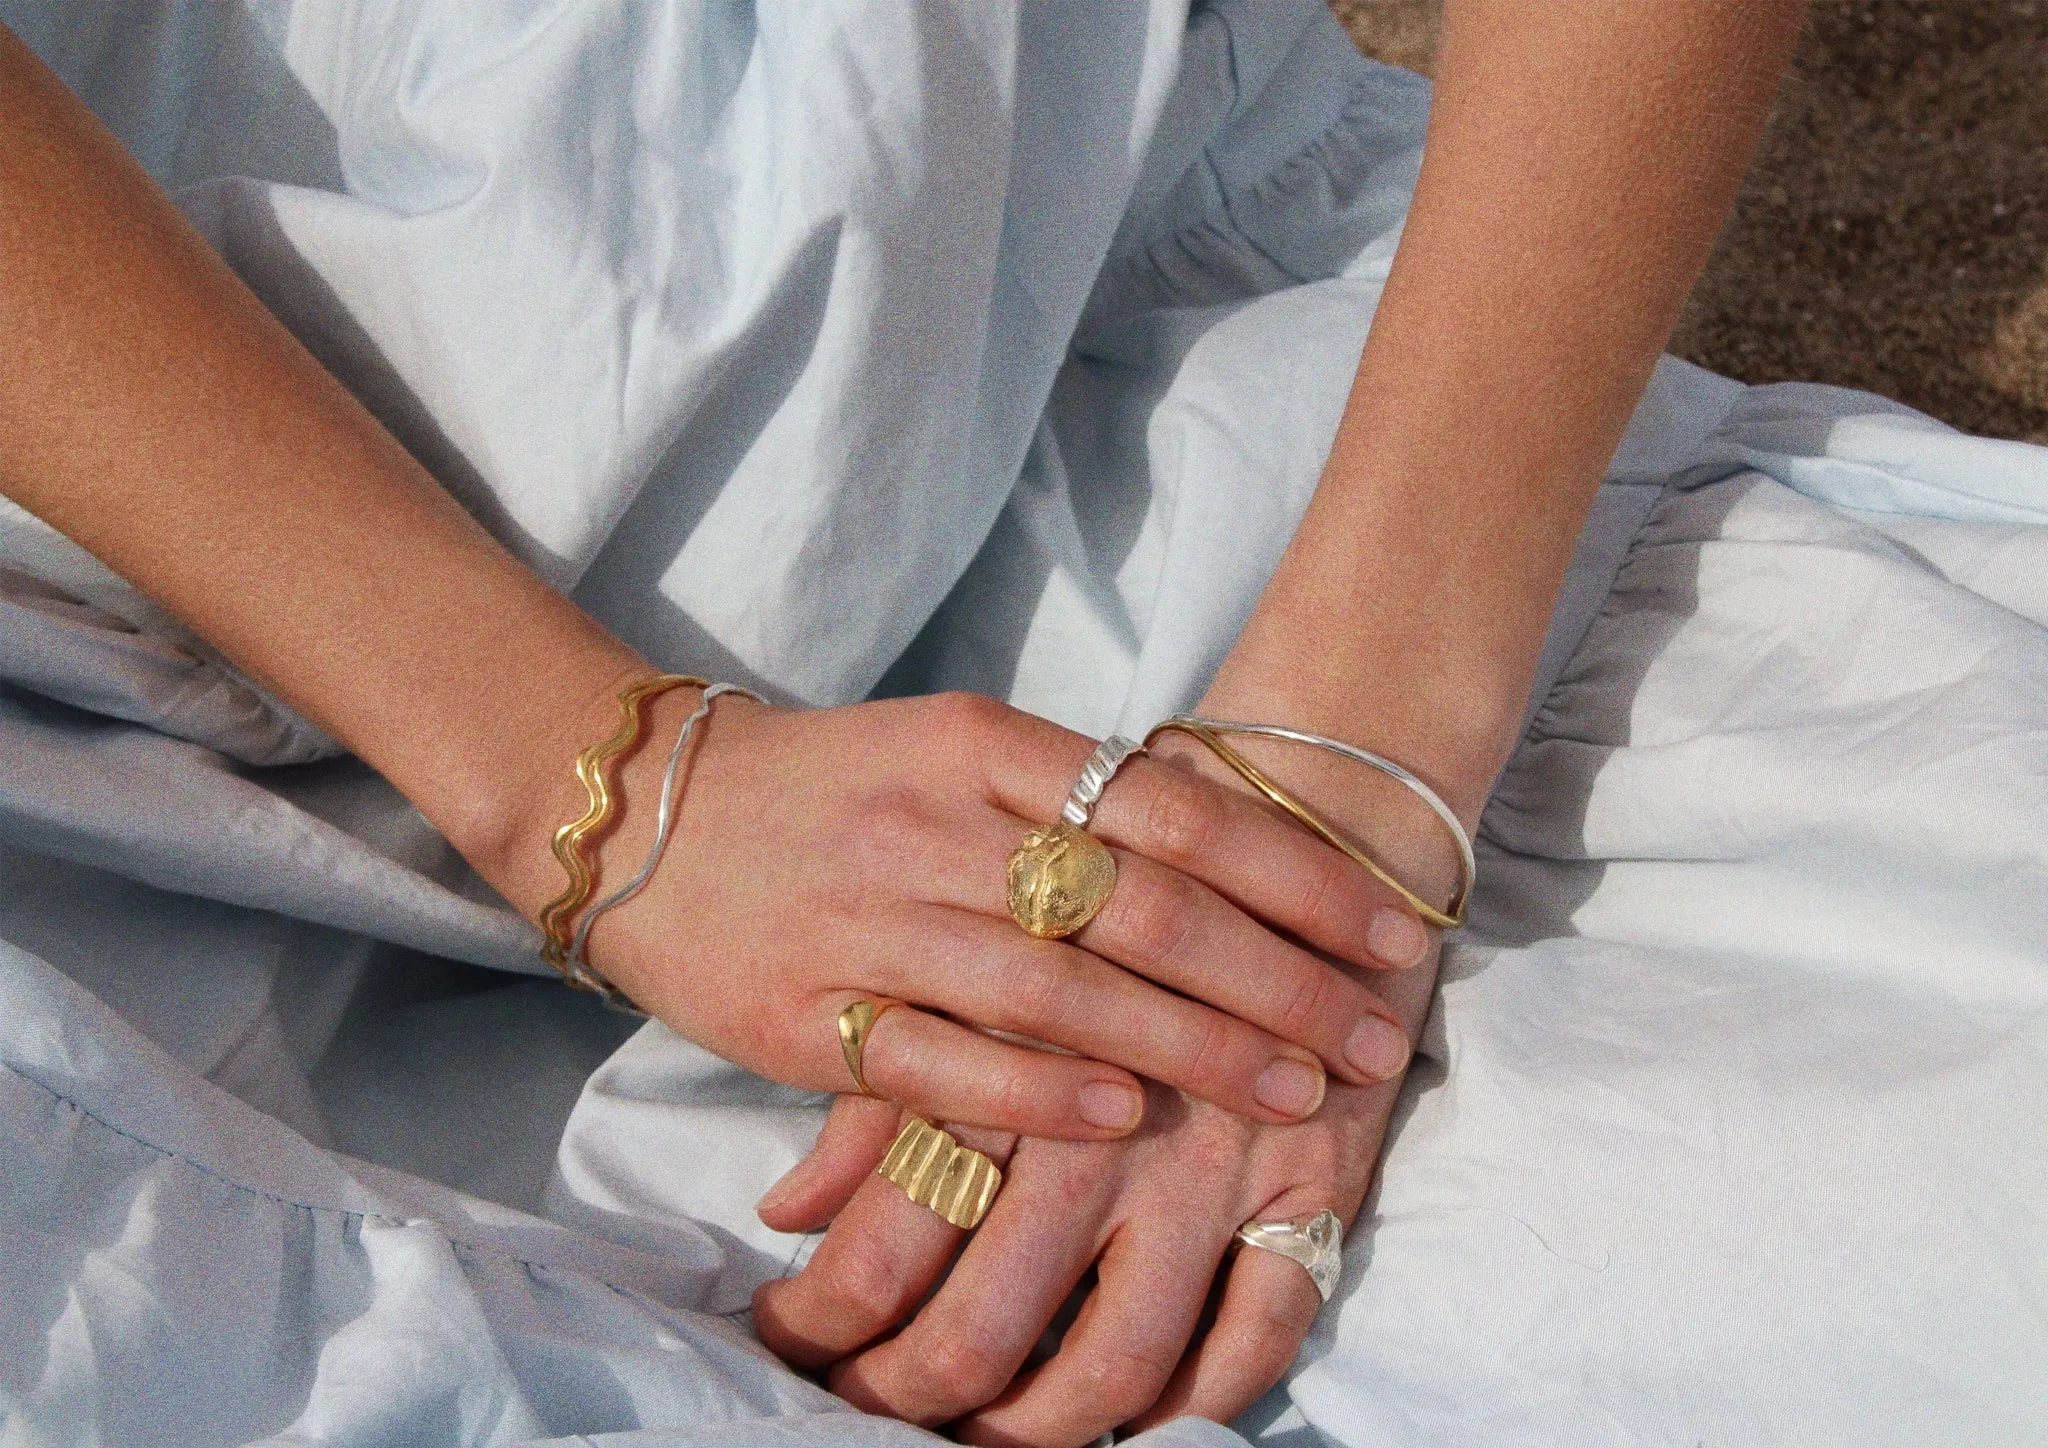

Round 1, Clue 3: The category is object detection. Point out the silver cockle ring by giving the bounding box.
[1061,734,1145,828]
[1235,1208,1344,1303]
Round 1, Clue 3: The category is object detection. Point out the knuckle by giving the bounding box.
[919,1331,1013,1408]
[988,1061,1041,1125]
[930,690,1008,751]
[1110,869,1197,966]
[1291,851,1357,947]
[1239,1329,1303,1393]
[991,950,1072,1034]
[1071,1343,1179,1422]
[814,1245,914,1330]
[1258,1272,1324,1339]
[1141,772,1225,868]
[847,788,930,881]
[1184,1124,1249,1178]
[1273,962,1339,1045]
[1177,1010,1242,1097]
[874,1026,936,1101]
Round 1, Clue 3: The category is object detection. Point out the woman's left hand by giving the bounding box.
[751,1062,1411,1445]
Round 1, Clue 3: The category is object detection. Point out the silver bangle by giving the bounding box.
[566,680,761,1012]
[1059,734,1146,828]
[1165,714,1477,919]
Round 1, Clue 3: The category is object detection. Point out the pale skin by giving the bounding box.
[0,1,1806,1444]
[753,2,1807,1443]
[0,25,1427,1140]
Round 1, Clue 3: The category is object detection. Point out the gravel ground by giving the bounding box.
[1331,0,2048,443]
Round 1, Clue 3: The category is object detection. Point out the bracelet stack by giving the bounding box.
[1145,714,1474,929]
[1003,712,1475,944]
[537,672,760,1009]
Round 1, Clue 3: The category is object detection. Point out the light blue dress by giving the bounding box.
[3,2,2046,1444]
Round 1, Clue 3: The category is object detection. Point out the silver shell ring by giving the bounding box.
[1060,734,1145,828]
[1235,1208,1344,1303]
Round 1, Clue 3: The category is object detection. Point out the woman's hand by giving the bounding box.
[749,1039,1424,1444]
[0,27,1425,1144]
[743,0,1810,1427]
[741,717,1457,1442]
[511,686,1429,1141]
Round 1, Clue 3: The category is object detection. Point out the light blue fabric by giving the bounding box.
[0,2,1403,1441]
[3,0,2047,1443]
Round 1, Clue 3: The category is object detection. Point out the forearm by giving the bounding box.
[1211,0,1805,831]
[0,26,641,901]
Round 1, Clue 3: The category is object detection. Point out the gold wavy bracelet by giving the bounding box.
[1143,717,1467,930]
[537,673,706,971]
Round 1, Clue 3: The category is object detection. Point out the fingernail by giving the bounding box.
[1079,1080,1145,1131]
[1344,1015,1411,1081]
[1253,1056,1326,1118]
[1366,906,1430,967]
[756,1171,797,1216]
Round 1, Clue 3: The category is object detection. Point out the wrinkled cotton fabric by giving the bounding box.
[1,1,2044,1444]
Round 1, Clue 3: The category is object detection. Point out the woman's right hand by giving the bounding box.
[0,28,1417,1143]
[501,686,1428,1141]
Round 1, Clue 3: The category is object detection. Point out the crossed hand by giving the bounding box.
[581,689,1450,1446]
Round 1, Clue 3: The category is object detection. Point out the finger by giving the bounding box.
[1125,1232,1324,1435]
[756,1093,902,1235]
[986,728,1438,973]
[1074,847,1414,1087]
[754,1119,1018,1372]
[828,1137,1118,1426]
[956,1217,1230,1446]
[928,794,1415,1089]
[831,995,1147,1139]
[879,906,1331,1126]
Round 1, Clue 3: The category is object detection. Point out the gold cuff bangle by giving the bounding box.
[877,1117,1002,1229]
[537,673,706,972]
[1144,717,1467,930]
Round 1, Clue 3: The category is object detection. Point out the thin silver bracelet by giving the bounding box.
[566,680,761,1012]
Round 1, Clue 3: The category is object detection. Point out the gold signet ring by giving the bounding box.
[878,1117,1002,1229]
[1005,821,1117,940]
[838,998,905,1098]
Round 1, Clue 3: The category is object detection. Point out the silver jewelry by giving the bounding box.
[1165,714,1476,912]
[567,681,761,1012]
[1235,1207,1344,1303]
[1060,734,1145,828]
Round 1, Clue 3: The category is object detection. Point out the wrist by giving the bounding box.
[1188,657,1493,944]
[443,656,679,924]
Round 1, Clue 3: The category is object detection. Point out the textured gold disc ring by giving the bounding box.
[878,1117,1002,1229]
[837,998,905,1098]
[1003,735,1140,940]
[1005,821,1117,939]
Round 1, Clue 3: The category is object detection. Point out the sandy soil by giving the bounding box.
[1330,0,2048,444]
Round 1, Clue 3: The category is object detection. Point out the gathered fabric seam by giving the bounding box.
[3,1058,685,1305]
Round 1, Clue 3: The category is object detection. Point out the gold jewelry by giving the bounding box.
[837,997,907,1098]
[564,681,763,1012]
[1005,820,1118,939]
[878,1117,1002,1229]
[1166,714,1475,921]
[538,673,705,973]
[1144,718,1466,929]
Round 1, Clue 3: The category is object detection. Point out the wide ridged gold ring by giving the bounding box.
[878,1117,1003,1229]
[837,997,906,1098]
